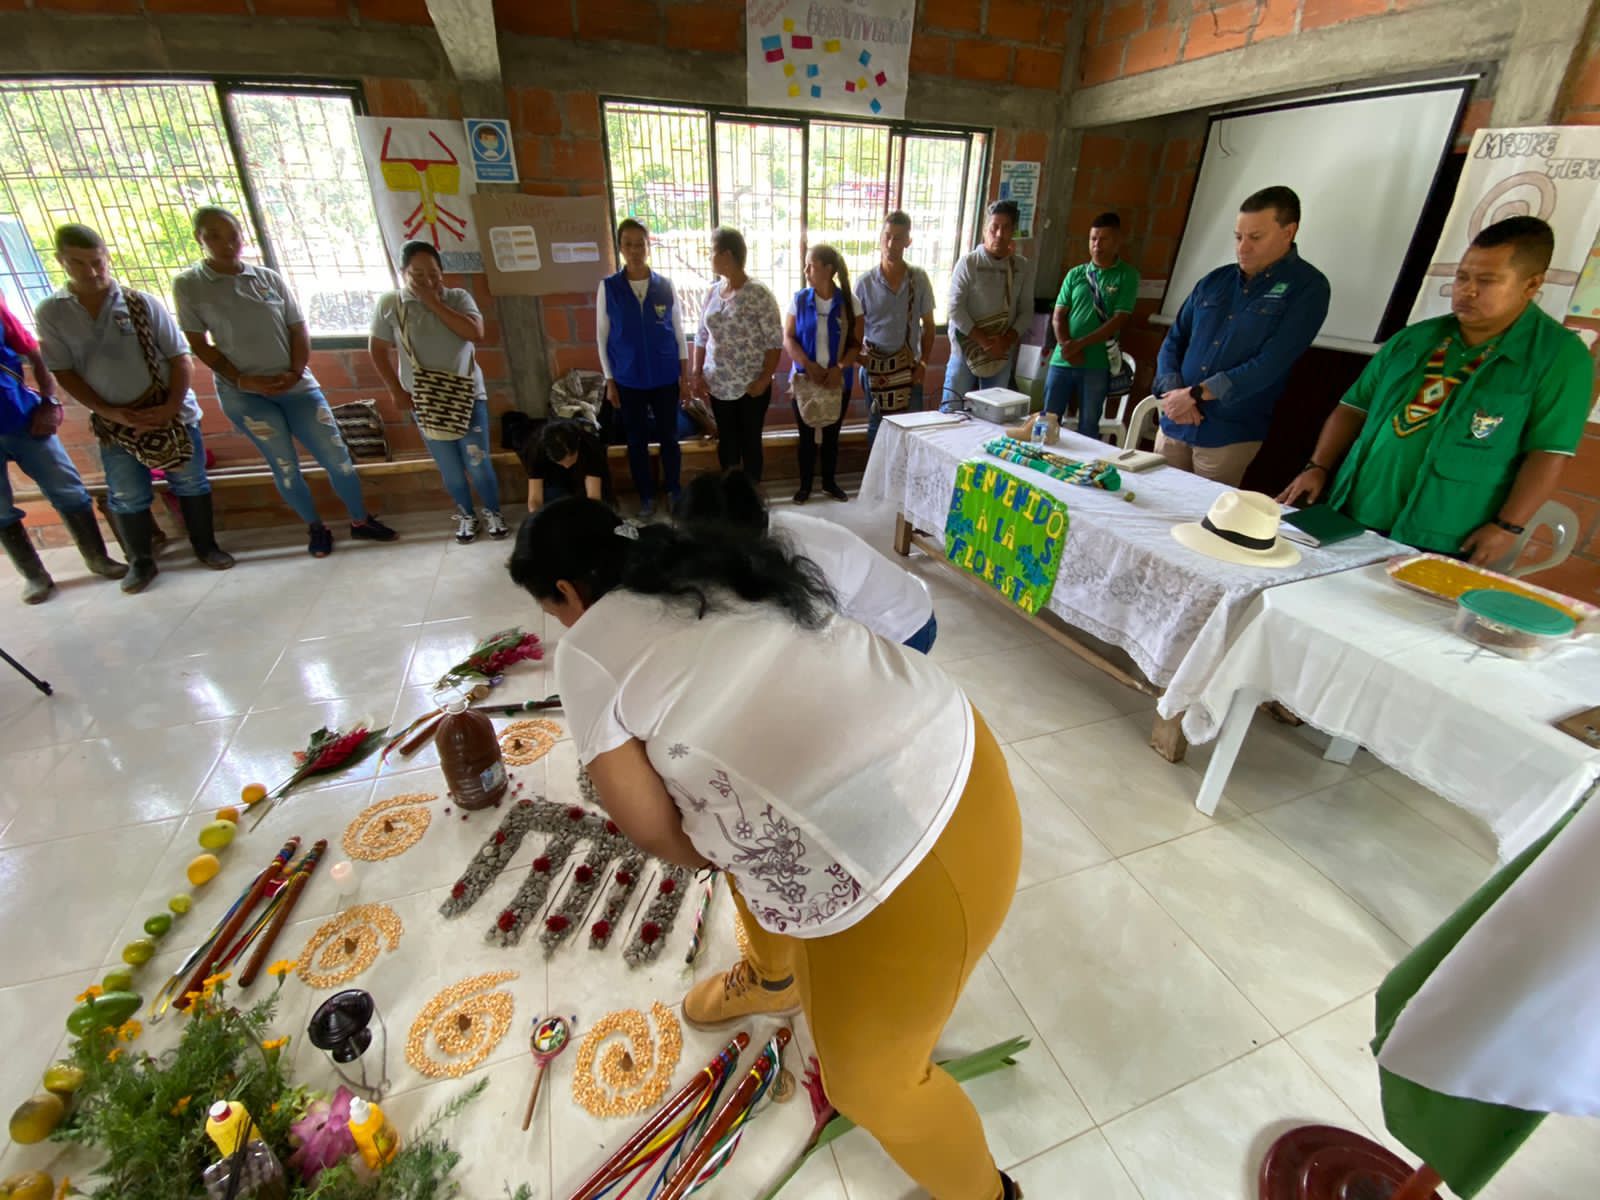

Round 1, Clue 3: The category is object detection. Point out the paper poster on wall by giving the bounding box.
[464,118,518,185]
[745,0,911,119]
[356,117,482,273]
[1562,227,1600,424]
[998,161,1041,240]
[1410,126,1600,325]
[470,193,615,297]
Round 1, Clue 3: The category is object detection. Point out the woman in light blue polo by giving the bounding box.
[369,240,505,544]
[598,217,687,518]
[174,207,397,558]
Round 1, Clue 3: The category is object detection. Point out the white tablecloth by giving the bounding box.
[861,417,1400,689]
[1171,565,1600,859]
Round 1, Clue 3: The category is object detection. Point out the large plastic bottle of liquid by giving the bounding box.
[435,699,508,810]
[347,1096,401,1169]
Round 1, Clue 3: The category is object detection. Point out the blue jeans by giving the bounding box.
[421,397,500,515]
[1042,365,1112,439]
[216,381,368,525]
[100,422,211,514]
[940,342,1015,413]
[864,375,924,449]
[0,430,93,527]
[902,613,938,655]
[619,382,681,504]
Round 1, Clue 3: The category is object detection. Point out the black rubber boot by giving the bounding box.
[61,506,127,579]
[1,521,54,604]
[111,509,159,594]
[178,493,235,570]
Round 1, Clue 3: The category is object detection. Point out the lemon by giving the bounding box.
[240,783,268,807]
[214,805,242,825]
[42,1062,84,1097]
[197,820,236,852]
[168,893,193,915]
[8,1093,65,1144]
[187,853,221,887]
[0,1170,55,1200]
[122,938,156,966]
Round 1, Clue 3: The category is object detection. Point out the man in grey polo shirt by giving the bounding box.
[174,206,394,558]
[35,224,233,594]
[942,198,1036,413]
[856,210,937,448]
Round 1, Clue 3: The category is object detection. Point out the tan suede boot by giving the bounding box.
[682,960,800,1030]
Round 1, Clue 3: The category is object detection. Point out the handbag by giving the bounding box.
[865,270,921,415]
[331,399,390,461]
[395,298,477,441]
[791,373,843,433]
[88,289,193,470]
[1084,266,1135,395]
[954,256,1015,377]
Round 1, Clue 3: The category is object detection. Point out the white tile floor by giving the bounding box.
[2,496,1597,1198]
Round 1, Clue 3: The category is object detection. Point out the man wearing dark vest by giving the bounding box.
[597,218,689,518]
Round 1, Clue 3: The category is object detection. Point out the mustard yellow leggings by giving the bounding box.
[732,710,1021,1200]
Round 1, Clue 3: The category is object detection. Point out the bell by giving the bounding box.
[307,989,390,1098]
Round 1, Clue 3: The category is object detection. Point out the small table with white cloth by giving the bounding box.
[860,415,1402,756]
[1164,564,1600,860]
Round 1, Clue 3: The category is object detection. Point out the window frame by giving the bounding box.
[598,95,991,333]
[0,72,389,349]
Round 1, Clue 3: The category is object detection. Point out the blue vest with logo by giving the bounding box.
[790,287,847,375]
[603,270,680,390]
[0,324,39,437]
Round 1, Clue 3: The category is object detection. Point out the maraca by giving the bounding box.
[522,1014,572,1131]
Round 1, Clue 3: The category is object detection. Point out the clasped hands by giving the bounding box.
[1159,387,1203,426]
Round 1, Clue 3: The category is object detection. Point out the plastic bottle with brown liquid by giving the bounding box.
[436,699,508,809]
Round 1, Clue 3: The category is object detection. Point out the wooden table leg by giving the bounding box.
[893,512,913,556]
[1149,712,1188,764]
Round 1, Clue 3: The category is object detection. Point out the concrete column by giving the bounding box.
[1491,0,1600,126]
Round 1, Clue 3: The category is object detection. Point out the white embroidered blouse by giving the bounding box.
[554,589,975,937]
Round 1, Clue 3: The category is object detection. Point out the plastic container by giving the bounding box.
[1453,588,1576,660]
[436,699,508,809]
[347,1096,401,1169]
[204,1100,260,1159]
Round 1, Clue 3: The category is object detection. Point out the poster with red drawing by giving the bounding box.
[356,117,483,274]
[746,0,912,119]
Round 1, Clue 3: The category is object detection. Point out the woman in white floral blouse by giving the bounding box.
[691,227,784,482]
[510,497,1023,1200]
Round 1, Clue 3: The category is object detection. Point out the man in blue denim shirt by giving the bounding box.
[1154,186,1330,485]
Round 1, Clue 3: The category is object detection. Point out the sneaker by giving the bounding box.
[308,523,334,558]
[453,509,479,544]
[682,960,800,1030]
[350,516,398,542]
[792,487,811,505]
[483,510,509,539]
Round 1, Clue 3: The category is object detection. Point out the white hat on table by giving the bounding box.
[1172,491,1302,568]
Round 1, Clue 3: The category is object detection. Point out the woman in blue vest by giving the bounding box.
[783,244,859,504]
[597,218,687,518]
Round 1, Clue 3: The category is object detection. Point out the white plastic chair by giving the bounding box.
[1015,345,1045,412]
[1121,394,1161,451]
[1098,352,1138,443]
[1493,501,1580,578]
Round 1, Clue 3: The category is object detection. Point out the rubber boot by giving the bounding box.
[1,521,54,604]
[61,506,127,580]
[111,509,159,594]
[98,493,167,555]
[177,493,235,570]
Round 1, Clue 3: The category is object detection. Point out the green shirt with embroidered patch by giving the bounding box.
[1050,259,1139,371]
[1329,304,1593,553]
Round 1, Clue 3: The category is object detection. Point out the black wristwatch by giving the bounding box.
[1189,384,1206,405]
[1302,460,1328,476]
[1492,517,1526,536]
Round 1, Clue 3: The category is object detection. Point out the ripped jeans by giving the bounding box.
[419,397,500,514]
[215,381,369,525]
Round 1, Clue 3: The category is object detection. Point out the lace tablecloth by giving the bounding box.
[861,417,1401,691]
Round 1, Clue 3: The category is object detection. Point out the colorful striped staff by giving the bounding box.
[683,872,718,967]
[173,838,299,1011]
[657,1028,791,1199]
[982,435,1123,491]
[239,839,326,986]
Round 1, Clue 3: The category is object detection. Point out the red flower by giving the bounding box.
[574,865,594,884]
[616,870,633,886]
[545,915,569,933]
[566,806,585,821]
[639,921,661,944]
[592,919,611,939]
[497,911,517,931]
[308,727,371,772]
[604,820,620,836]
[533,856,550,873]
[658,878,676,895]
[518,799,533,809]
[450,882,466,899]
[493,831,506,845]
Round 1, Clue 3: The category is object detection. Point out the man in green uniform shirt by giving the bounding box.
[1279,216,1592,565]
[1044,212,1139,437]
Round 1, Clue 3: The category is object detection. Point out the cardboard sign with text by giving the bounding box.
[943,459,1069,614]
[469,194,616,296]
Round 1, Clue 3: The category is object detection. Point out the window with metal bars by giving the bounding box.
[0,78,390,340]
[601,98,987,328]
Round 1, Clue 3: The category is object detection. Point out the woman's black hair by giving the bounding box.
[192,205,242,235]
[401,240,442,269]
[537,418,588,463]
[509,496,835,628]
[712,226,747,269]
[677,469,769,537]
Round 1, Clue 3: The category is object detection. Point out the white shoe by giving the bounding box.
[483,510,509,539]
[453,509,479,544]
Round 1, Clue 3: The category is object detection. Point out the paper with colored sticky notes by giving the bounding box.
[746,1,910,119]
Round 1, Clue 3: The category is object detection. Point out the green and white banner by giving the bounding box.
[943,459,1068,615]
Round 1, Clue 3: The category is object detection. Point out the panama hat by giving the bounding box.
[1172,491,1302,568]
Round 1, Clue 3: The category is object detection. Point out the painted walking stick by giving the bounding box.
[175,838,298,1010]
[521,1015,572,1132]
[240,839,327,986]
[657,1027,791,1200]
[684,871,718,966]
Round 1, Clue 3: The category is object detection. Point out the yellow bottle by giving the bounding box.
[347,1096,400,1169]
[204,1100,259,1158]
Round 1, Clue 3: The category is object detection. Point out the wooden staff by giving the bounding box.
[239,839,327,987]
[175,838,298,1010]
[565,1033,749,1200]
[657,1028,791,1200]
